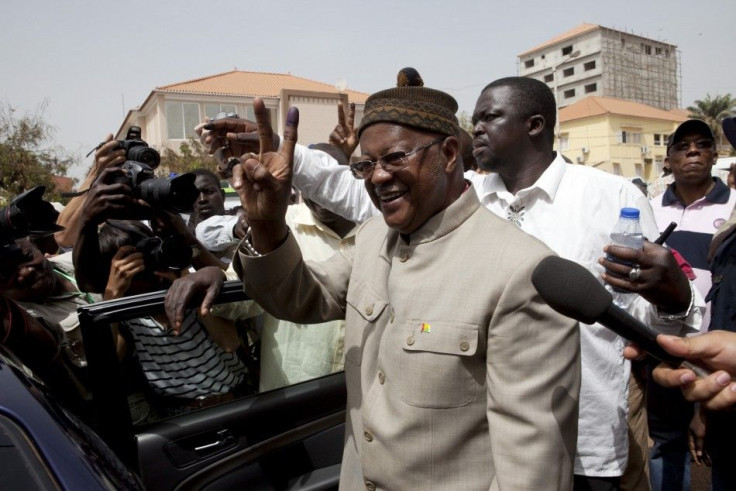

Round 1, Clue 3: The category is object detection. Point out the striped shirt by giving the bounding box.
[650,177,736,327]
[121,311,246,399]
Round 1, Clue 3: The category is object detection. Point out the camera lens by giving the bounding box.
[127,146,161,169]
[136,173,198,213]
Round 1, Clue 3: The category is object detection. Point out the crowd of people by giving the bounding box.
[1,67,736,490]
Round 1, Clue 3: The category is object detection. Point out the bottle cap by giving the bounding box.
[619,207,640,219]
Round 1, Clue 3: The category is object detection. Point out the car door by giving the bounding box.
[78,280,346,490]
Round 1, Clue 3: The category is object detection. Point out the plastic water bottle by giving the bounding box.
[607,207,644,309]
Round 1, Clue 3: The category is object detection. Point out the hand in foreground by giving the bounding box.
[104,246,144,300]
[94,134,126,172]
[194,118,279,159]
[80,167,150,225]
[599,240,691,313]
[623,332,736,411]
[164,266,226,333]
[329,101,358,159]
[231,98,298,252]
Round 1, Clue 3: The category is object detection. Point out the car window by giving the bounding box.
[80,281,345,428]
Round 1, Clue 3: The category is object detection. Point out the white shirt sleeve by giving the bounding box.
[292,144,380,224]
[195,215,240,252]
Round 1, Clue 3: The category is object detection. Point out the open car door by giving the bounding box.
[78,280,346,490]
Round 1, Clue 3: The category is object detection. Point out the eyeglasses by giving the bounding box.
[350,137,446,179]
[670,139,715,154]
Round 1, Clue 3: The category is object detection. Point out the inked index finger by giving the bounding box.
[280,107,299,166]
[337,101,346,129]
[253,97,273,161]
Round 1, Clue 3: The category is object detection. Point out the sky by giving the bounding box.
[2,0,734,181]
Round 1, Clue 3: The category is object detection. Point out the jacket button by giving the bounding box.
[365,304,374,316]
[364,430,373,442]
[365,481,376,491]
[406,335,415,346]
[398,252,409,262]
[459,340,470,351]
[378,372,385,384]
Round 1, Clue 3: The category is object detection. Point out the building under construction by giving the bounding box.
[518,23,681,111]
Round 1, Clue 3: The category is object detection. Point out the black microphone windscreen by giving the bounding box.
[531,256,613,325]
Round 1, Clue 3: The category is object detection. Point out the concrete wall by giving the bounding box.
[560,114,681,180]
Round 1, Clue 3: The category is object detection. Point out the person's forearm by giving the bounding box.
[73,222,106,292]
[292,144,378,223]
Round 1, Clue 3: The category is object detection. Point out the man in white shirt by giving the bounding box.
[197,76,703,490]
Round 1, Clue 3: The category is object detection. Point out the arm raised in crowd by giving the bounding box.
[72,167,148,292]
[328,101,358,160]
[55,134,126,248]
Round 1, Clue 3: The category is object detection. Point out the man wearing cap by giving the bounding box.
[699,116,736,491]
[196,74,704,491]
[647,119,736,491]
[169,84,581,488]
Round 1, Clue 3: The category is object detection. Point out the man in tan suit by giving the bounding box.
[167,77,581,489]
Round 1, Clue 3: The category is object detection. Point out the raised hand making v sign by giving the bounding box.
[231,98,299,254]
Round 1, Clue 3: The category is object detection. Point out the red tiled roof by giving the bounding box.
[559,96,690,123]
[157,70,369,103]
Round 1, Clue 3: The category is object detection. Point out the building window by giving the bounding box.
[654,134,665,146]
[635,164,643,177]
[613,163,622,175]
[559,134,570,151]
[584,83,597,94]
[525,59,534,68]
[240,105,279,132]
[655,159,664,173]
[204,103,237,120]
[564,89,575,99]
[544,73,554,83]
[619,130,642,144]
[563,67,574,77]
[541,54,545,59]
[584,60,596,71]
[655,47,663,55]
[562,45,573,56]
[642,44,652,55]
[166,101,200,140]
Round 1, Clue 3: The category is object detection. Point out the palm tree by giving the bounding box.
[687,94,736,153]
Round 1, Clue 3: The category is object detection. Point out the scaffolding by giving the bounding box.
[600,27,681,110]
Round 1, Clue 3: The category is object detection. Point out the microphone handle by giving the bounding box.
[598,305,687,366]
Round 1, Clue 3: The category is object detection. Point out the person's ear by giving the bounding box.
[528,114,545,137]
[441,136,460,173]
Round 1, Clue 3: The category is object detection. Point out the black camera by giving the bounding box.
[136,234,192,271]
[117,126,160,169]
[0,187,63,276]
[0,186,63,246]
[117,162,198,213]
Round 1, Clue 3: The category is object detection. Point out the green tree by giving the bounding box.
[687,94,736,153]
[457,111,475,134]
[0,102,78,205]
[157,137,216,176]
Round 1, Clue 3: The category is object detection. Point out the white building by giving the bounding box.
[518,24,680,111]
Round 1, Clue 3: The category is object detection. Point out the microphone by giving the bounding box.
[531,256,709,377]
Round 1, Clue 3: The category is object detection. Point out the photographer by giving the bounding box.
[0,187,98,412]
[97,219,249,418]
[73,166,225,293]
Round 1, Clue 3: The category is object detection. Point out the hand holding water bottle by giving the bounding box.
[599,209,692,315]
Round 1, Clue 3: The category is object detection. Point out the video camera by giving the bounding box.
[0,187,63,275]
[0,187,62,246]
